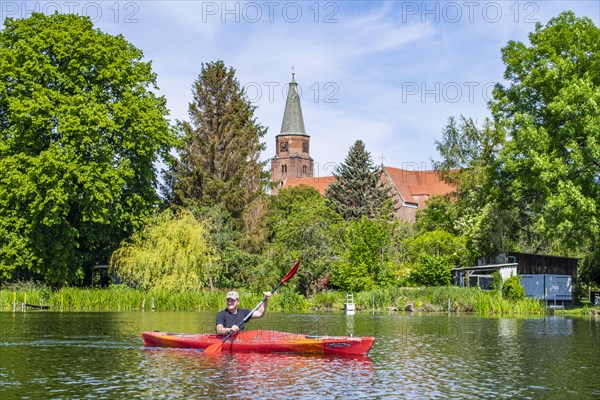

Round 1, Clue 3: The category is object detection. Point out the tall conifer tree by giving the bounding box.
[325,140,392,220]
[165,61,267,221]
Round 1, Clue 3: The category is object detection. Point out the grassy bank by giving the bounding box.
[0,284,577,315]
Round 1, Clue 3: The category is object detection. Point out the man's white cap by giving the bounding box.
[226,291,240,300]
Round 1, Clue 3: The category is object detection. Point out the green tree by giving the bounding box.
[165,60,267,223]
[0,13,174,285]
[491,11,600,257]
[268,185,340,296]
[431,116,507,261]
[414,195,457,234]
[325,140,392,221]
[331,217,397,292]
[190,203,270,290]
[405,230,468,286]
[110,209,219,292]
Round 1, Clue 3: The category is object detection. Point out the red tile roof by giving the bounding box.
[281,167,454,210]
[282,176,337,195]
[383,166,454,208]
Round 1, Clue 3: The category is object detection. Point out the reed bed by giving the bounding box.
[0,285,544,315]
[351,286,545,315]
[0,285,308,312]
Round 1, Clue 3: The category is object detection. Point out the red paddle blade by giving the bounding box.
[281,261,299,283]
[204,341,223,355]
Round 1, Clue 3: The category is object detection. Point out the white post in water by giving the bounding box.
[345,293,355,315]
[151,297,155,311]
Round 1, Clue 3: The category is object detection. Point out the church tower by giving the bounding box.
[270,73,314,194]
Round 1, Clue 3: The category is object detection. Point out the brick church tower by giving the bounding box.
[270,74,314,194]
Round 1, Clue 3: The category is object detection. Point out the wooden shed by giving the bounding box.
[453,252,578,301]
[508,252,578,279]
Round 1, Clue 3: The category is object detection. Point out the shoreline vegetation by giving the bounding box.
[1,285,597,316]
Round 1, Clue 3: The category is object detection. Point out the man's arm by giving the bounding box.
[250,291,272,319]
[216,323,239,334]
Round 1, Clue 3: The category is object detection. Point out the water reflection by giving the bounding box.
[140,348,373,399]
[1,311,599,399]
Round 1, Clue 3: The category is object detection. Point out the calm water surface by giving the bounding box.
[0,311,599,399]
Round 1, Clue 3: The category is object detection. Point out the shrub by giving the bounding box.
[491,271,503,291]
[502,276,525,301]
[411,254,453,286]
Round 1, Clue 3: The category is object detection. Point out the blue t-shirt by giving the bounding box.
[216,308,252,331]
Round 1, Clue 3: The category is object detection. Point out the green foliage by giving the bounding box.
[405,230,468,286]
[580,249,600,286]
[218,246,271,291]
[410,253,453,286]
[0,13,174,285]
[331,217,397,292]
[238,195,270,254]
[308,291,344,309]
[415,195,457,234]
[325,140,392,221]
[434,116,504,175]
[502,276,526,301]
[429,12,599,281]
[268,186,340,296]
[273,287,309,312]
[491,11,600,255]
[110,209,220,292]
[491,271,503,291]
[431,116,507,260]
[165,60,267,222]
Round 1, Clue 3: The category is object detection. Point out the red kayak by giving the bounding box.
[141,329,375,355]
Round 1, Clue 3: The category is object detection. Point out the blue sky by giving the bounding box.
[2,1,599,176]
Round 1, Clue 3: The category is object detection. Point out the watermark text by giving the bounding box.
[1,1,140,24]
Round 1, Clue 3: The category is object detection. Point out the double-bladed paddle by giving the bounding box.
[204,260,300,355]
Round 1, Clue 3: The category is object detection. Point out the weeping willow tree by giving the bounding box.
[110,209,220,292]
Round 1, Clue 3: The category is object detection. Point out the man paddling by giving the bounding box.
[216,290,272,335]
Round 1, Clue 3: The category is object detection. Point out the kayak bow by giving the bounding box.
[141,329,375,356]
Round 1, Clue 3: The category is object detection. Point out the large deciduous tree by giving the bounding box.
[430,116,507,261]
[0,13,174,285]
[325,140,392,221]
[491,12,599,279]
[165,61,267,223]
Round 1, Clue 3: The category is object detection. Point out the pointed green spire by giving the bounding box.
[279,73,307,135]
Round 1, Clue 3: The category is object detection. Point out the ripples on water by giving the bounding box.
[0,312,599,399]
[138,349,375,399]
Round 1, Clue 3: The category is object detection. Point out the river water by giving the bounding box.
[0,311,599,399]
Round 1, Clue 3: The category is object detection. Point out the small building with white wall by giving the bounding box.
[452,252,578,302]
